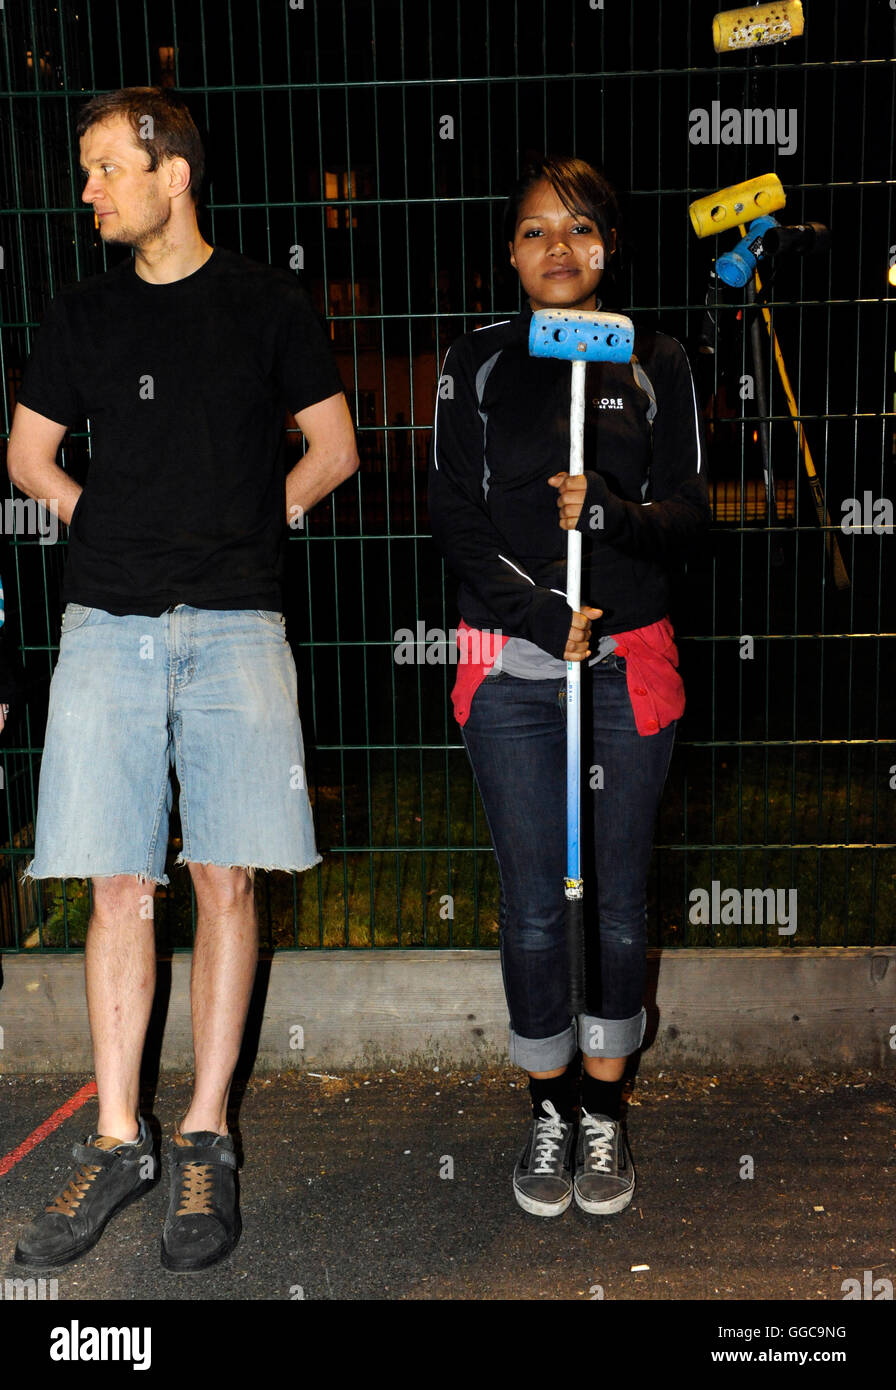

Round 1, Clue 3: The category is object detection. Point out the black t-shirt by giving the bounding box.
[18,247,345,616]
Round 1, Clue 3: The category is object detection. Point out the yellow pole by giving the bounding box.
[740,226,850,590]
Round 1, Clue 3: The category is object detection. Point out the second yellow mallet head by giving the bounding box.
[689,172,786,239]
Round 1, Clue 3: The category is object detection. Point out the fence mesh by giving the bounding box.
[0,0,893,951]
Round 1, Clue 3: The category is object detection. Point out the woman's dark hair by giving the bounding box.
[502,155,621,264]
[76,87,205,204]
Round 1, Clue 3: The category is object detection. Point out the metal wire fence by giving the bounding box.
[0,0,893,951]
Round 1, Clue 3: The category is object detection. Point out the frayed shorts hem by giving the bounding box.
[174,852,323,877]
[20,863,170,888]
[19,852,323,888]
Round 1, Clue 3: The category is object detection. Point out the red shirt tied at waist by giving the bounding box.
[450,616,685,735]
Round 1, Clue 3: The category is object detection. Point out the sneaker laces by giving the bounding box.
[531,1100,568,1174]
[176,1162,215,1216]
[45,1164,102,1217]
[581,1110,616,1173]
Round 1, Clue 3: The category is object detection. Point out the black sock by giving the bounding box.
[580,1073,624,1121]
[528,1065,578,1123]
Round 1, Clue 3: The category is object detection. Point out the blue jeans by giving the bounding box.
[23,603,320,885]
[461,656,676,1071]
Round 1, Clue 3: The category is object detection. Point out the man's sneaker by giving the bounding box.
[512,1099,575,1217]
[14,1118,156,1268]
[573,1109,635,1215]
[161,1129,241,1272]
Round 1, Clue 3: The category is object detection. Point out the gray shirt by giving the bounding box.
[493,632,618,678]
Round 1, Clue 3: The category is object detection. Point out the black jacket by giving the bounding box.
[429,303,711,657]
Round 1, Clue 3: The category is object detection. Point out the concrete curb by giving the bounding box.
[0,947,894,1073]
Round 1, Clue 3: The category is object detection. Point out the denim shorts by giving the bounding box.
[22,604,320,886]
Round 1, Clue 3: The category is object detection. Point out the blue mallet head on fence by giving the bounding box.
[528,308,635,363]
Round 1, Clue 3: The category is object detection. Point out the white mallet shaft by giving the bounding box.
[565,360,585,897]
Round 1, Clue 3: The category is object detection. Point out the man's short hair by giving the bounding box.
[76,87,205,204]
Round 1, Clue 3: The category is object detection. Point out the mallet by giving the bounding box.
[528,308,635,1016]
[712,1,804,53]
[689,174,849,590]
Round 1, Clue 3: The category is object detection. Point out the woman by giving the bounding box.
[429,156,710,1217]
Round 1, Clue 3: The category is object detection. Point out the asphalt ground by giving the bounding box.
[0,1066,892,1369]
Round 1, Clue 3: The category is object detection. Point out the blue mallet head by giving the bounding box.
[528,308,634,363]
[715,214,779,288]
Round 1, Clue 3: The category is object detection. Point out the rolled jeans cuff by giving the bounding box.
[578,1007,646,1058]
[508,1020,578,1072]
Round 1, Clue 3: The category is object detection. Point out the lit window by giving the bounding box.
[324,170,357,229]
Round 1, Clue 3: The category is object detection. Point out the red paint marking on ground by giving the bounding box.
[0,1080,97,1177]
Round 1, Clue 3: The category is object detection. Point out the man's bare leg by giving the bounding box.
[86,875,158,1141]
[179,864,258,1136]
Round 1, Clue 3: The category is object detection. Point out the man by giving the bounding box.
[8,87,358,1272]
